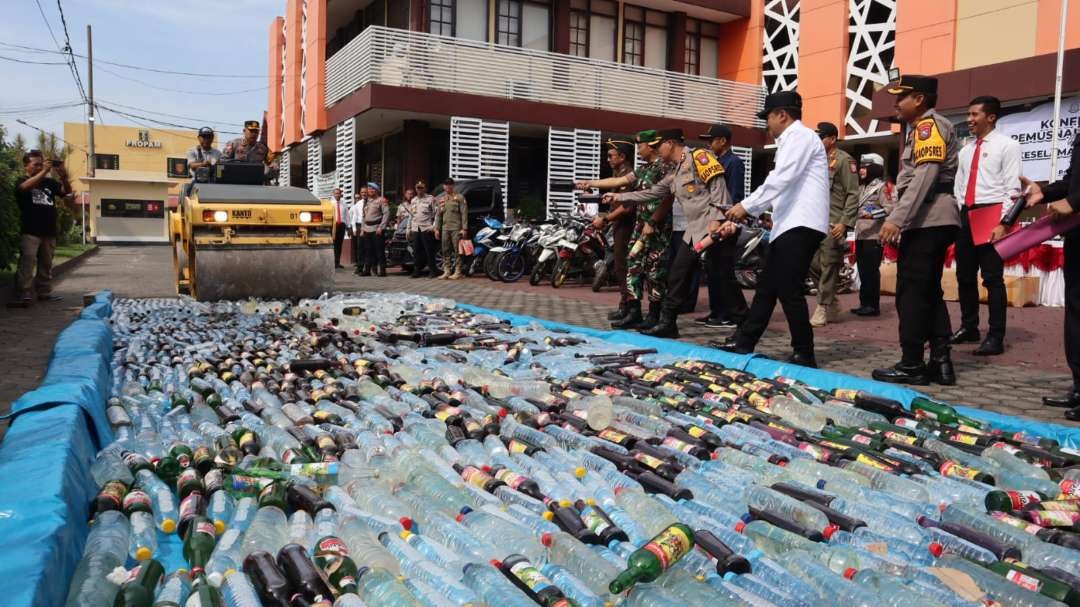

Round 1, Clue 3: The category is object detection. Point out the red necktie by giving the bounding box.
[964,138,983,207]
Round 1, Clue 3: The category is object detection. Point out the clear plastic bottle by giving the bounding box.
[457,510,545,562]
[238,505,287,559]
[461,562,537,607]
[206,527,245,587]
[541,530,621,598]
[128,510,158,561]
[220,570,263,607]
[837,460,930,502]
[287,510,314,550]
[228,497,257,533]
[356,567,422,606]
[400,531,468,573]
[403,577,458,607]
[721,572,810,607]
[63,510,131,607]
[744,486,831,532]
[934,554,1065,607]
[208,491,234,535]
[623,585,687,607]
[613,488,678,537]
[852,568,948,607]
[135,468,179,533]
[155,569,192,606]
[380,532,479,606]
[777,550,879,607]
[336,515,402,575]
[540,563,607,607]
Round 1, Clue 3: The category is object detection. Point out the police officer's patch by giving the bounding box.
[913,118,946,165]
[917,121,933,140]
[692,149,724,184]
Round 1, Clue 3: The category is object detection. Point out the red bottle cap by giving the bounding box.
[844,568,857,580]
[734,522,746,533]
[614,486,626,496]
[497,408,508,418]
[490,559,503,568]
[928,542,944,557]
[822,524,840,540]
[776,460,787,467]
[399,517,413,531]
[455,512,466,523]
[541,532,553,547]
[481,465,492,473]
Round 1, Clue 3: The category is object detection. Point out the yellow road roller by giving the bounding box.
[171,165,336,301]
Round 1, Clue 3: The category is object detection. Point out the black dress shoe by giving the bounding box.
[713,336,753,355]
[872,362,930,385]
[410,273,424,278]
[787,351,817,368]
[607,306,627,320]
[973,336,1004,356]
[850,306,880,316]
[951,327,981,344]
[1043,391,1080,408]
[335,264,345,269]
[695,315,713,324]
[1066,407,1080,421]
[703,317,737,328]
[928,357,957,385]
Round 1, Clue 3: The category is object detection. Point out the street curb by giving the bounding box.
[53,245,99,280]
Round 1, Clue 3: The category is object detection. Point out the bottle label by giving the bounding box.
[939,460,983,480]
[315,536,351,557]
[258,482,279,500]
[124,564,142,583]
[1005,570,1042,593]
[1061,480,1079,497]
[492,468,529,491]
[850,434,874,446]
[1027,510,1080,527]
[883,431,917,445]
[599,429,630,444]
[685,425,708,439]
[237,431,257,449]
[578,505,613,536]
[661,436,696,455]
[989,512,1044,535]
[98,480,127,509]
[642,525,693,571]
[833,389,859,401]
[194,520,216,540]
[855,453,894,472]
[893,418,920,430]
[507,559,555,594]
[178,468,200,489]
[797,442,832,462]
[632,452,665,471]
[179,493,200,521]
[1005,491,1042,511]
[123,490,151,511]
[459,466,494,490]
[989,442,1023,456]
[507,439,532,454]
[1039,501,1080,512]
[948,432,979,446]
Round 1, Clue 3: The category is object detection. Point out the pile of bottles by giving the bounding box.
[66,293,1080,607]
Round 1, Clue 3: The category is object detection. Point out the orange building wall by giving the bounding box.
[283,0,304,147]
[268,17,285,154]
[1036,0,1080,55]
[797,0,849,132]
[302,0,328,135]
[894,1,956,76]
[717,0,764,84]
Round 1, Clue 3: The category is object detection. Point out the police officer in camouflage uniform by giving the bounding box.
[809,122,860,327]
[435,178,468,279]
[606,129,733,338]
[221,120,269,164]
[872,75,962,386]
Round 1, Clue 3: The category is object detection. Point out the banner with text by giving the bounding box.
[997,96,1079,182]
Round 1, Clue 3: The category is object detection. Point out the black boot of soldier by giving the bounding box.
[611,301,642,329]
[636,301,662,332]
[607,302,627,321]
[641,310,679,338]
[928,340,957,386]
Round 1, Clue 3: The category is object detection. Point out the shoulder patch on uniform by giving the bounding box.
[912,118,946,165]
[692,149,724,184]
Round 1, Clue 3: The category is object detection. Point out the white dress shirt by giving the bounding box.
[332,196,351,225]
[347,198,366,229]
[954,129,1022,218]
[740,120,830,240]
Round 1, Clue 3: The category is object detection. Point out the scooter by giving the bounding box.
[551,218,608,288]
[529,219,569,286]
[465,217,505,277]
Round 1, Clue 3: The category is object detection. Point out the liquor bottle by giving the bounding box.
[258,481,288,510]
[312,535,361,595]
[608,523,695,593]
[243,550,293,607]
[91,479,129,519]
[113,559,164,607]
[574,499,629,544]
[277,543,334,602]
[497,554,578,607]
[693,529,751,575]
[985,559,1080,606]
[183,515,218,577]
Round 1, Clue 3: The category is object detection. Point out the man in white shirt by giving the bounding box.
[349,190,368,272]
[330,188,351,269]
[950,96,1022,356]
[716,91,830,367]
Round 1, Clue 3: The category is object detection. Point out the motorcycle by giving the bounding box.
[734,226,769,290]
[465,217,505,277]
[590,225,619,293]
[529,218,570,286]
[490,222,536,283]
[551,218,608,289]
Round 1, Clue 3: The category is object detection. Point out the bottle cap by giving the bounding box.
[135,546,152,560]
[844,568,857,580]
[740,513,753,523]
[399,530,413,540]
[734,521,746,533]
[541,532,554,547]
[585,498,596,506]
[816,479,827,490]
[559,499,573,508]
[928,542,944,557]
[542,511,555,522]
[822,524,840,540]
[490,559,503,568]
[575,467,586,479]
[497,408,508,418]
[481,465,492,473]
[399,517,413,531]
[162,519,177,534]
[455,512,466,523]
[214,519,226,535]
[613,486,625,496]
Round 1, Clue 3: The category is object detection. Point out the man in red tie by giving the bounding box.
[951,96,1022,356]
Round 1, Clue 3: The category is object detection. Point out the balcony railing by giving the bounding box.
[326,26,765,128]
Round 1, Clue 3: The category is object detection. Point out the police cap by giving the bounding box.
[886,75,937,96]
[756,91,803,120]
[244,120,261,131]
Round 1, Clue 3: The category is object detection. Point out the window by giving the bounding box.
[429,0,454,36]
[95,154,119,171]
[497,0,522,47]
[457,0,488,41]
[685,18,720,77]
[101,199,164,219]
[166,157,188,178]
[522,3,551,51]
[569,9,588,56]
[622,6,644,66]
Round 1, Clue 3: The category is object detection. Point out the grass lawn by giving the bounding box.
[0,243,95,285]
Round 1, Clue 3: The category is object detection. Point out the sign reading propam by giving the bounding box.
[997,97,1079,182]
[126,130,163,149]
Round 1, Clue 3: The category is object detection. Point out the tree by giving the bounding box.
[0,125,24,269]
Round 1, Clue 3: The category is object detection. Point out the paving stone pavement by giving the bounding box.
[1,246,1075,443]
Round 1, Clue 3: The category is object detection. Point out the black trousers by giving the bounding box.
[360,232,385,270]
[705,235,748,321]
[736,227,824,354]
[896,225,957,363]
[613,217,634,305]
[411,230,438,276]
[855,239,884,310]
[351,231,363,267]
[333,223,346,266]
[666,230,699,313]
[955,207,1007,338]
[1065,232,1080,389]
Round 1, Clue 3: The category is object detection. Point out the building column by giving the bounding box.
[669,11,687,74]
[403,120,431,191]
[410,0,426,32]
[553,0,571,55]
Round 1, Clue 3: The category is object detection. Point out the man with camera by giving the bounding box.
[11,150,73,307]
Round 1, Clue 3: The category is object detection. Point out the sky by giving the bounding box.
[0,0,284,148]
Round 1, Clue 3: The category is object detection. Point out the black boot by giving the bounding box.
[636,301,662,332]
[378,265,387,277]
[607,303,627,321]
[928,339,956,385]
[872,361,930,385]
[611,301,642,329]
[788,350,817,368]
[641,310,679,338]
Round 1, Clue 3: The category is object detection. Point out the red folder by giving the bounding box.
[967,204,1017,246]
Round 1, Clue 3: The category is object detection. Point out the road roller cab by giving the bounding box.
[170,163,335,301]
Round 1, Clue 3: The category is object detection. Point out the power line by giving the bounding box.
[96,99,240,128]
[0,40,266,78]
[95,64,268,96]
[98,104,242,135]
[0,54,69,65]
[55,0,88,102]
[32,0,60,48]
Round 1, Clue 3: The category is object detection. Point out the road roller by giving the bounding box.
[170,163,336,301]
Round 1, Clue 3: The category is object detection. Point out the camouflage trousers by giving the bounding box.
[626,225,670,304]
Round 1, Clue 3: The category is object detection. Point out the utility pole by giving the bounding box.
[85,24,95,245]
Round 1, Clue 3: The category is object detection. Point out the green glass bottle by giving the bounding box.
[985,560,1080,606]
[177,468,205,501]
[608,523,695,594]
[170,391,191,411]
[819,426,886,451]
[313,535,360,594]
[984,490,1049,514]
[185,574,224,607]
[909,397,960,425]
[183,515,218,577]
[113,558,164,607]
[257,480,288,510]
[169,442,194,470]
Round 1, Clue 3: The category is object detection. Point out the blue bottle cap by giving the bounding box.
[816,479,827,490]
